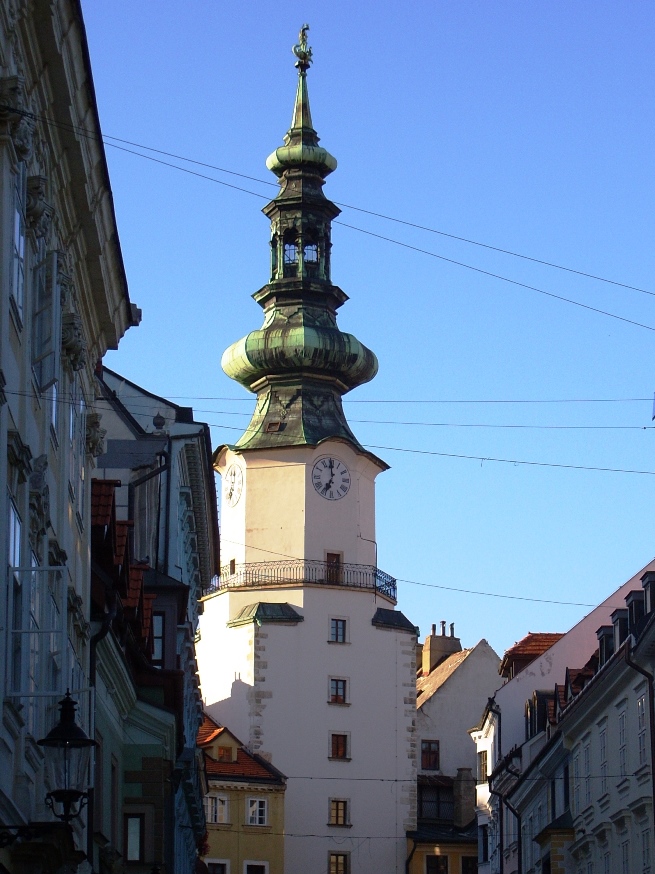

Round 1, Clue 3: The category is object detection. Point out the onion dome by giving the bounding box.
[221,26,379,453]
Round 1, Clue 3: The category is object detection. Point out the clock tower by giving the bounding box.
[197,27,417,874]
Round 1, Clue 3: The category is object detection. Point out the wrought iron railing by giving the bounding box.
[206,559,397,601]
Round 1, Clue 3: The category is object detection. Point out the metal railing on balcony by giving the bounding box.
[206,559,397,601]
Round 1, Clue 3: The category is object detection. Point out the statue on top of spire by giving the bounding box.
[293,23,312,71]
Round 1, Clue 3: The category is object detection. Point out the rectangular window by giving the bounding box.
[638,695,648,767]
[604,853,610,874]
[479,825,489,863]
[599,728,608,794]
[622,840,630,874]
[207,865,227,874]
[330,618,347,643]
[573,753,580,812]
[619,711,627,777]
[124,813,144,862]
[643,829,651,874]
[329,854,349,874]
[205,795,228,824]
[330,733,349,760]
[111,757,119,847]
[583,743,591,805]
[246,797,267,826]
[152,612,165,667]
[8,499,23,694]
[477,749,488,783]
[462,859,477,874]
[32,249,61,391]
[418,784,454,821]
[330,678,347,704]
[245,866,267,874]
[426,858,448,874]
[421,740,440,771]
[329,798,349,826]
[326,552,343,584]
[11,163,26,322]
[217,746,233,762]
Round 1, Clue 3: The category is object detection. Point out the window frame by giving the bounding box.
[328,798,350,827]
[329,617,348,644]
[243,863,268,874]
[329,677,348,705]
[421,739,440,771]
[328,852,349,874]
[329,732,350,761]
[246,796,268,827]
[205,794,229,825]
[124,813,145,863]
[206,862,230,874]
[152,611,165,667]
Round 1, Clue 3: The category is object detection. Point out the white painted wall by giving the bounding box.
[417,640,501,776]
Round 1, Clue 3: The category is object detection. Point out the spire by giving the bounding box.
[220,28,379,458]
[290,24,314,132]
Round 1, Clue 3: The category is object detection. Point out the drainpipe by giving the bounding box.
[624,643,655,823]
[405,836,417,874]
[487,698,503,874]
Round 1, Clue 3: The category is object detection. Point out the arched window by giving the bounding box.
[303,241,318,263]
[270,235,278,278]
[283,233,298,277]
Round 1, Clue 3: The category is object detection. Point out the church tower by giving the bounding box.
[197,27,418,873]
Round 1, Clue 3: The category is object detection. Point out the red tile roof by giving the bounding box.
[500,632,565,676]
[114,520,132,566]
[204,748,284,783]
[197,713,225,746]
[91,480,120,527]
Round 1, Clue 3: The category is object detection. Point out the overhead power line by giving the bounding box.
[4,103,654,331]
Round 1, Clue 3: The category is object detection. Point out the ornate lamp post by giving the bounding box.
[37,691,96,823]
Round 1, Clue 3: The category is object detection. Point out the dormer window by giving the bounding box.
[597,625,614,667]
[216,746,233,763]
[641,571,655,614]
[611,608,629,651]
[626,590,645,637]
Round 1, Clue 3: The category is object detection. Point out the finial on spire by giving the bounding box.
[293,24,312,72]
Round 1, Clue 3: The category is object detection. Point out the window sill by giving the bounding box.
[243,824,271,832]
[327,640,351,645]
[328,757,351,762]
[327,823,352,828]
[328,701,350,707]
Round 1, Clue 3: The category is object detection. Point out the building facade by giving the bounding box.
[198,714,286,874]
[0,0,138,869]
[91,368,220,873]
[196,28,418,874]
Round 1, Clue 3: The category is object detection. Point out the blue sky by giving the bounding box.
[81,2,655,657]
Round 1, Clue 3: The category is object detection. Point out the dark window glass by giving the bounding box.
[331,733,348,759]
[330,678,347,704]
[207,865,227,874]
[152,612,164,666]
[330,618,346,642]
[329,853,349,874]
[477,749,488,783]
[418,785,454,821]
[426,858,448,874]
[479,824,489,863]
[462,857,477,874]
[326,552,342,584]
[245,867,266,874]
[421,740,440,770]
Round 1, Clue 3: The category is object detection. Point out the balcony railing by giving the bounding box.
[206,559,397,601]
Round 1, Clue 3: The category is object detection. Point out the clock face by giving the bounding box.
[312,457,350,501]
[224,464,243,507]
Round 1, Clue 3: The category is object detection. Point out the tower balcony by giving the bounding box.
[207,559,397,602]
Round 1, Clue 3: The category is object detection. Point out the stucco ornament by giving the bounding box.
[0,75,34,160]
[62,311,88,371]
[26,174,53,238]
[86,411,107,457]
[29,454,50,556]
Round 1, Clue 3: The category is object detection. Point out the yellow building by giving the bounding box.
[198,714,286,874]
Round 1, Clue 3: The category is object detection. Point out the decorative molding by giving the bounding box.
[54,249,73,307]
[26,174,53,238]
[0,75,35,161]
[61,311,87,371]
[7,429,32,484]
[28,454,50,558]
[86,411,107,457]
[48,538,68,568]
[68,585,91,641]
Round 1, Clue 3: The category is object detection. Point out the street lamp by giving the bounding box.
[37,691,96,823]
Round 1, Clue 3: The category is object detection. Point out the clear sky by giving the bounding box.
[80,2,655,658]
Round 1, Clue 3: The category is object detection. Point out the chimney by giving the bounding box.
[453,767,476,828]
[422,621,462,675]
